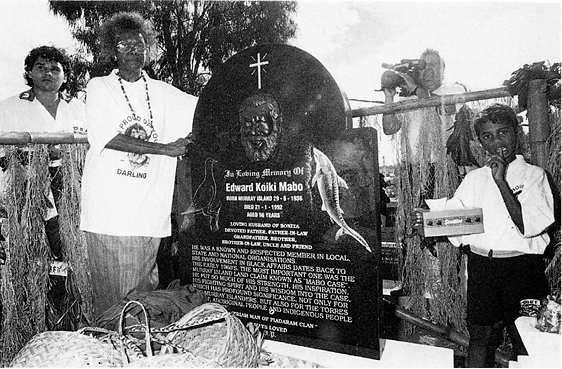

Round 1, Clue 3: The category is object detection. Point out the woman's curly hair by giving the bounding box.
[98,11,157,65]
[24,45,72,91]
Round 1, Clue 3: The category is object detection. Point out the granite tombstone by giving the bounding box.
[176,44,382,359]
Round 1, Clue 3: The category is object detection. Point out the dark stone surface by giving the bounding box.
[176,44,381,359]
[191,44,351,162]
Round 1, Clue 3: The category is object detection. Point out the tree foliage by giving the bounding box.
[49,0,298,96]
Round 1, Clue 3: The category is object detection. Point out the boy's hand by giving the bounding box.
[410,208,426,240]
[0,244,5,265]
[411,209,424,230]
[411,209,439,257]
[487,148,507,182]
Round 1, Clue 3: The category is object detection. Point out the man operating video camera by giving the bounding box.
[380,58,426,98]
[381,48,467,136]
[379,48,471,317]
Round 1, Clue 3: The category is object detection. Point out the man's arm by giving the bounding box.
[105,133,191,157]
[381,87,402,135]
[381,73,426,135]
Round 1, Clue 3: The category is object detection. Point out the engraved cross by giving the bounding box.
[249,53,269,89]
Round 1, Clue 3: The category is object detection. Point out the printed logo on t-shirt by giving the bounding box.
[512,184,523,197]
[118,114,158,174]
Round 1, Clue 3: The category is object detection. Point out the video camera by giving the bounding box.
[379,59,426,93]
[382,59,426,73]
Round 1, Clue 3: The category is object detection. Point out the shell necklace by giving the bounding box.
[117,71,154,129]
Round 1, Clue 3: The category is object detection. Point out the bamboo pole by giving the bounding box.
[0,87,512,143]
[351,87,511,118]
[527,79,549,168]
[0,132,88,145]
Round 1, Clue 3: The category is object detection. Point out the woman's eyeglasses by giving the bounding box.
[116,42,147,54]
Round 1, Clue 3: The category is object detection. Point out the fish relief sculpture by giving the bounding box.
[181,157,222,231]
[312,147,371,253]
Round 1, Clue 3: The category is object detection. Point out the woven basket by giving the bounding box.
[9,330,126,367]
[118,300,217,367]
[154,302,261,367]
[124,352,217,367]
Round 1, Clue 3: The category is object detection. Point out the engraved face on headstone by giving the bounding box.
[238,93,282,162]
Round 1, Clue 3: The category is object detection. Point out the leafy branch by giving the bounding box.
[505,61,560,110]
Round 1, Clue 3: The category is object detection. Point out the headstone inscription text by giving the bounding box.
[191,164,356,329]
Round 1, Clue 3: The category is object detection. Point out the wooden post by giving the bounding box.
[527,79,550,168]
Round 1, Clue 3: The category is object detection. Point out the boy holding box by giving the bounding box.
[415,104,554,367]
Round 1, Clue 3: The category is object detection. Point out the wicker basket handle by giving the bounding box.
[119,300,153,357]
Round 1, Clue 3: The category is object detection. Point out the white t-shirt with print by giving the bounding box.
[80,70,196,237]
[447,155,554,254]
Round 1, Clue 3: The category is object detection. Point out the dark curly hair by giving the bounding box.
[474,103,525,154]
[474,103,520,137]
[24,46,72,91]
[98,11,157,65]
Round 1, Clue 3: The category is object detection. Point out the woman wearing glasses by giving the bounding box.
[80,11,197,317]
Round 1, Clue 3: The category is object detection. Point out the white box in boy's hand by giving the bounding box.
[418,207,484,237]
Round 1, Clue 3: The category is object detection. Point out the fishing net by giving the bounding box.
[0,145,51,365]
[56,143,94,328]
[0,143,92,365]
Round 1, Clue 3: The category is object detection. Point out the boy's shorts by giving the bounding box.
[467,251,549,326]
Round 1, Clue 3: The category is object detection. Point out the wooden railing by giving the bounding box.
[0,132,88,145]
[350,83,551,170]
[351,86,511,117]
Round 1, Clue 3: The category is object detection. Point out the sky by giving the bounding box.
[0,0,560,163]
[291,0,561,100]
